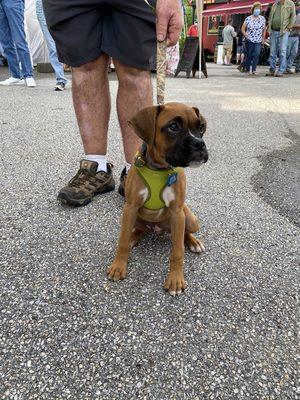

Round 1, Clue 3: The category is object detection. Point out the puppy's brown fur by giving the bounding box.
[107,103,207,295]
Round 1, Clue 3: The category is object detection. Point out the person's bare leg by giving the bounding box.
[72,54,110,155]
[114,61,153,164]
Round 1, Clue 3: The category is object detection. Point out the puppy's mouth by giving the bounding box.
[189,160,205,168]
[165,137,209,168]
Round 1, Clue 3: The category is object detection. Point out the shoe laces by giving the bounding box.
[69,168,108,188]
[69,168,94,188]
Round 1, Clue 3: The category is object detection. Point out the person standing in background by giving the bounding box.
[236,30,245,66]
[266,0,296,77]
[36,0,68,91]
[0,0,36,87]
[222,19,237,65]
[241,2,266,75]
[187,20,198,37]
[285,0,300,73]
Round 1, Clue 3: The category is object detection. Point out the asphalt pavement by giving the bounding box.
[0,64,299,399]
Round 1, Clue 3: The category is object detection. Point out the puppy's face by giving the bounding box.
[129,102,208,168]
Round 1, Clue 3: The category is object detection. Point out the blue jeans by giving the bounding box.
[269,30,289,74]
[244,40,262,72]
[0,0,33,79]
[295,44,300,72]
[286,36,299,70]
[36,0,67,84]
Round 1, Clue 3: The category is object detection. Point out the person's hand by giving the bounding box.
[156,0,183,46]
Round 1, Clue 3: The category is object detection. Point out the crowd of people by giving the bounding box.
[223,0,300,76]
[0,0,67,90]
[0,0,299,87]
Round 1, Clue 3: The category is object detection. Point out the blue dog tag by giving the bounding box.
[167,172,178,187]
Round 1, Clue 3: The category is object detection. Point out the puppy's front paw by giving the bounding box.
[107,262,127,282]
[163,272,186,296]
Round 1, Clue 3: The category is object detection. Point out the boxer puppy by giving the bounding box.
[107,102,208,295]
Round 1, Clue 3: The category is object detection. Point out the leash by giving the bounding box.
[156,40,167,106]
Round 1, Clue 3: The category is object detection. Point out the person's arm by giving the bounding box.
[241,21,248,38]
[286,4,296,31]
[266,5,274,33]
[231,26,237,38]
[262,27,267,44]
[156,0,183,46]
[262,18,266,44]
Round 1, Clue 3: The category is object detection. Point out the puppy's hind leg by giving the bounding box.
[184,205,205,254]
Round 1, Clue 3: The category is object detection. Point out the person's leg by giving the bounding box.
[241,52,245,64]
[3,0,33,78]
[251,43,262,72]
[222,46,226,64]
[72,54,111,158]
[227,46,232,64]
[244,40,253,72]
[114,61,153,164]
[0,2,22,79]
[295,40,300,73]
[236,52,240,64]
[278,32,289,74]
[269,30,279,72]
[36,0,67,84]
[286,37,298,71]
[286,37,293,70]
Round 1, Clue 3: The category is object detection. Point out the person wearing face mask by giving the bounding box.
[242,2,266,75]
[266,0,296,77]
[285,1,300,73]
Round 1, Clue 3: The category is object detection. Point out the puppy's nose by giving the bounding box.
[193,139,206,150]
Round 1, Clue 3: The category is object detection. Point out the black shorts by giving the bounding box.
[43,0,157,69]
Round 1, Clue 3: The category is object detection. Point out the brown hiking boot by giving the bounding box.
[57,160,115,206]
[118,167,127,197]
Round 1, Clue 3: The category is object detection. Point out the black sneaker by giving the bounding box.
[57,161,115,207]
[55,82,66,91]
[118,167,127,197]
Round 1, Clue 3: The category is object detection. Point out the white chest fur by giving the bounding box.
[138,188,148,203]
[162,186,175,207]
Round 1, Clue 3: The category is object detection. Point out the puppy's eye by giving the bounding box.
[168,121,181,133]
[196,120,205,134]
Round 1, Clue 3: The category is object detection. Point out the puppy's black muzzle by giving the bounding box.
[190,137,209,164]
[166,136,209,168]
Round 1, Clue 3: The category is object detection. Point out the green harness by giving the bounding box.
[134,149,182,210]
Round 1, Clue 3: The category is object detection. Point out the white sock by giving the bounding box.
[85,154,107,172]
[124,162,131,173]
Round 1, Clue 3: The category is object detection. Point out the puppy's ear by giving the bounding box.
[193,106,207,134]
[128,106,163,144]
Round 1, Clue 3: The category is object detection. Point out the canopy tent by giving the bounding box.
[25,0,49,63]
[203,0,274,17]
